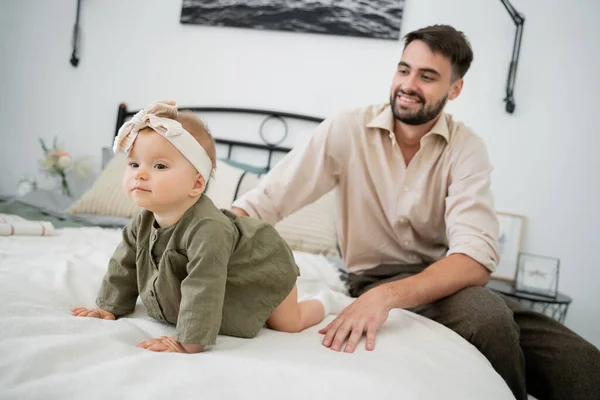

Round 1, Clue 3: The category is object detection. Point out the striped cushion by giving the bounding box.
[67,152,139,218]
[273,190,340,258]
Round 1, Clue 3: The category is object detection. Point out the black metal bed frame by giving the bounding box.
[114,103,324,171]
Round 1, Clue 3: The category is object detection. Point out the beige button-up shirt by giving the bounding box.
[233,104,499,274]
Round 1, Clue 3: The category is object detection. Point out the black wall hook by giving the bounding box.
[70,0,82,67]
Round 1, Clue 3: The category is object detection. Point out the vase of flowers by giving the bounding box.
[39,137,75,197]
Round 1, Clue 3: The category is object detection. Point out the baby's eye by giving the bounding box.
[155,163,167,170]
[129,162,139,168]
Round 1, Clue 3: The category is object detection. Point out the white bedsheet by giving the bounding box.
[0,228,514,399]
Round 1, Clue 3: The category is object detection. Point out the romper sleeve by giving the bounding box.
[96,215,140,316]
[174,218,235,345]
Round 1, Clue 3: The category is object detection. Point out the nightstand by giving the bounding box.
[487,279,572,323]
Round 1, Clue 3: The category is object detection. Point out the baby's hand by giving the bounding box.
[144,101,178,119]
[138,336,204,354]
[71,307,116,320]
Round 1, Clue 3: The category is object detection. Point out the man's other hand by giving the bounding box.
[318,285,393,353]
[231,207,249,217]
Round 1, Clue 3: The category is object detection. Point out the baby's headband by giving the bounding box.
[113,102,214,182]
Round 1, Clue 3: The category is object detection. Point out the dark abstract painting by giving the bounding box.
[180,0,404,41]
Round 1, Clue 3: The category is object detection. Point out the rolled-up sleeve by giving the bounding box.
[232,117,346,225]
[445,136,499,272]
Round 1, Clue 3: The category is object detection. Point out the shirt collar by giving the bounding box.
[366,105,450,143]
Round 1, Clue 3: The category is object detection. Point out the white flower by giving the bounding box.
[57,154,73,171]
[41,157,53,169]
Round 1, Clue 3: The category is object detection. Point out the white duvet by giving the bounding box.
[0,228,514,399]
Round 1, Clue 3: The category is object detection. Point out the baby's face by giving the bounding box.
[123,128,201,213]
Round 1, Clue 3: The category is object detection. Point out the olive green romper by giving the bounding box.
[96,194,299,345]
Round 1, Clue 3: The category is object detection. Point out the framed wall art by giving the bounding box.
[491,211,526,282]
[180,0,405,40]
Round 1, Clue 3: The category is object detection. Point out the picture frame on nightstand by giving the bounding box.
[515,252,560,298]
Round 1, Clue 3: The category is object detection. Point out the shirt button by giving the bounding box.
[404,240,410,246]
[149,290,155,297]
[399,217,407,224]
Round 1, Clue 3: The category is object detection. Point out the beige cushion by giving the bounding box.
[273,190,340,258]
[67,152,139,218]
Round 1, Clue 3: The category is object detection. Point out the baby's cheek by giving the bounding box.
[162,175,185,193]
[121,173,132,196]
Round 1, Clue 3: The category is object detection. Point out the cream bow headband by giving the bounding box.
[113,102,214,182]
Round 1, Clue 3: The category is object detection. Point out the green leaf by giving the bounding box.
[39,138,48,153]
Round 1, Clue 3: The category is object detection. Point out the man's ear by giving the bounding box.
[190,174,206,197]
[448,78,464,100]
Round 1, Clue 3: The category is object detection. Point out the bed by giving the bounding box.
[0,105,515,399]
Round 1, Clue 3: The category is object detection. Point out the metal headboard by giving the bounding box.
[114,103,324,171]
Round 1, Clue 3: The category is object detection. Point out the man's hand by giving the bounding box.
[71,307,116,320]
[138,336,204,354]
[319,285,393,353]
[318,254,490,354]
[144,100,178,119]
[231,207,249,217]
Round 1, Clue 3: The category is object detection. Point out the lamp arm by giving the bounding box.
[500,0,525,114]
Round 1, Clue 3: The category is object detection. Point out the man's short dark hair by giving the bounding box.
[403,25,474,81]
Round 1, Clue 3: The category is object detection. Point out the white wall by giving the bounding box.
[1,0,599,347]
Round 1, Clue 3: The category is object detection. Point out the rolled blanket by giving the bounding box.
[0,214,56,236]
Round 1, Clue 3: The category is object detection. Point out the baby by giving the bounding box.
[72,101,345,353]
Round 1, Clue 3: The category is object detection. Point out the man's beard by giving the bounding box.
[390,88,448,125]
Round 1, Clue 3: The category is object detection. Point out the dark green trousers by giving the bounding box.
[347,264,600,400]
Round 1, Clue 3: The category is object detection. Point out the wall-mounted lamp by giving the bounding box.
[500,0,525,114]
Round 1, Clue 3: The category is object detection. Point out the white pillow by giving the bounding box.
[205,160,261,209]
